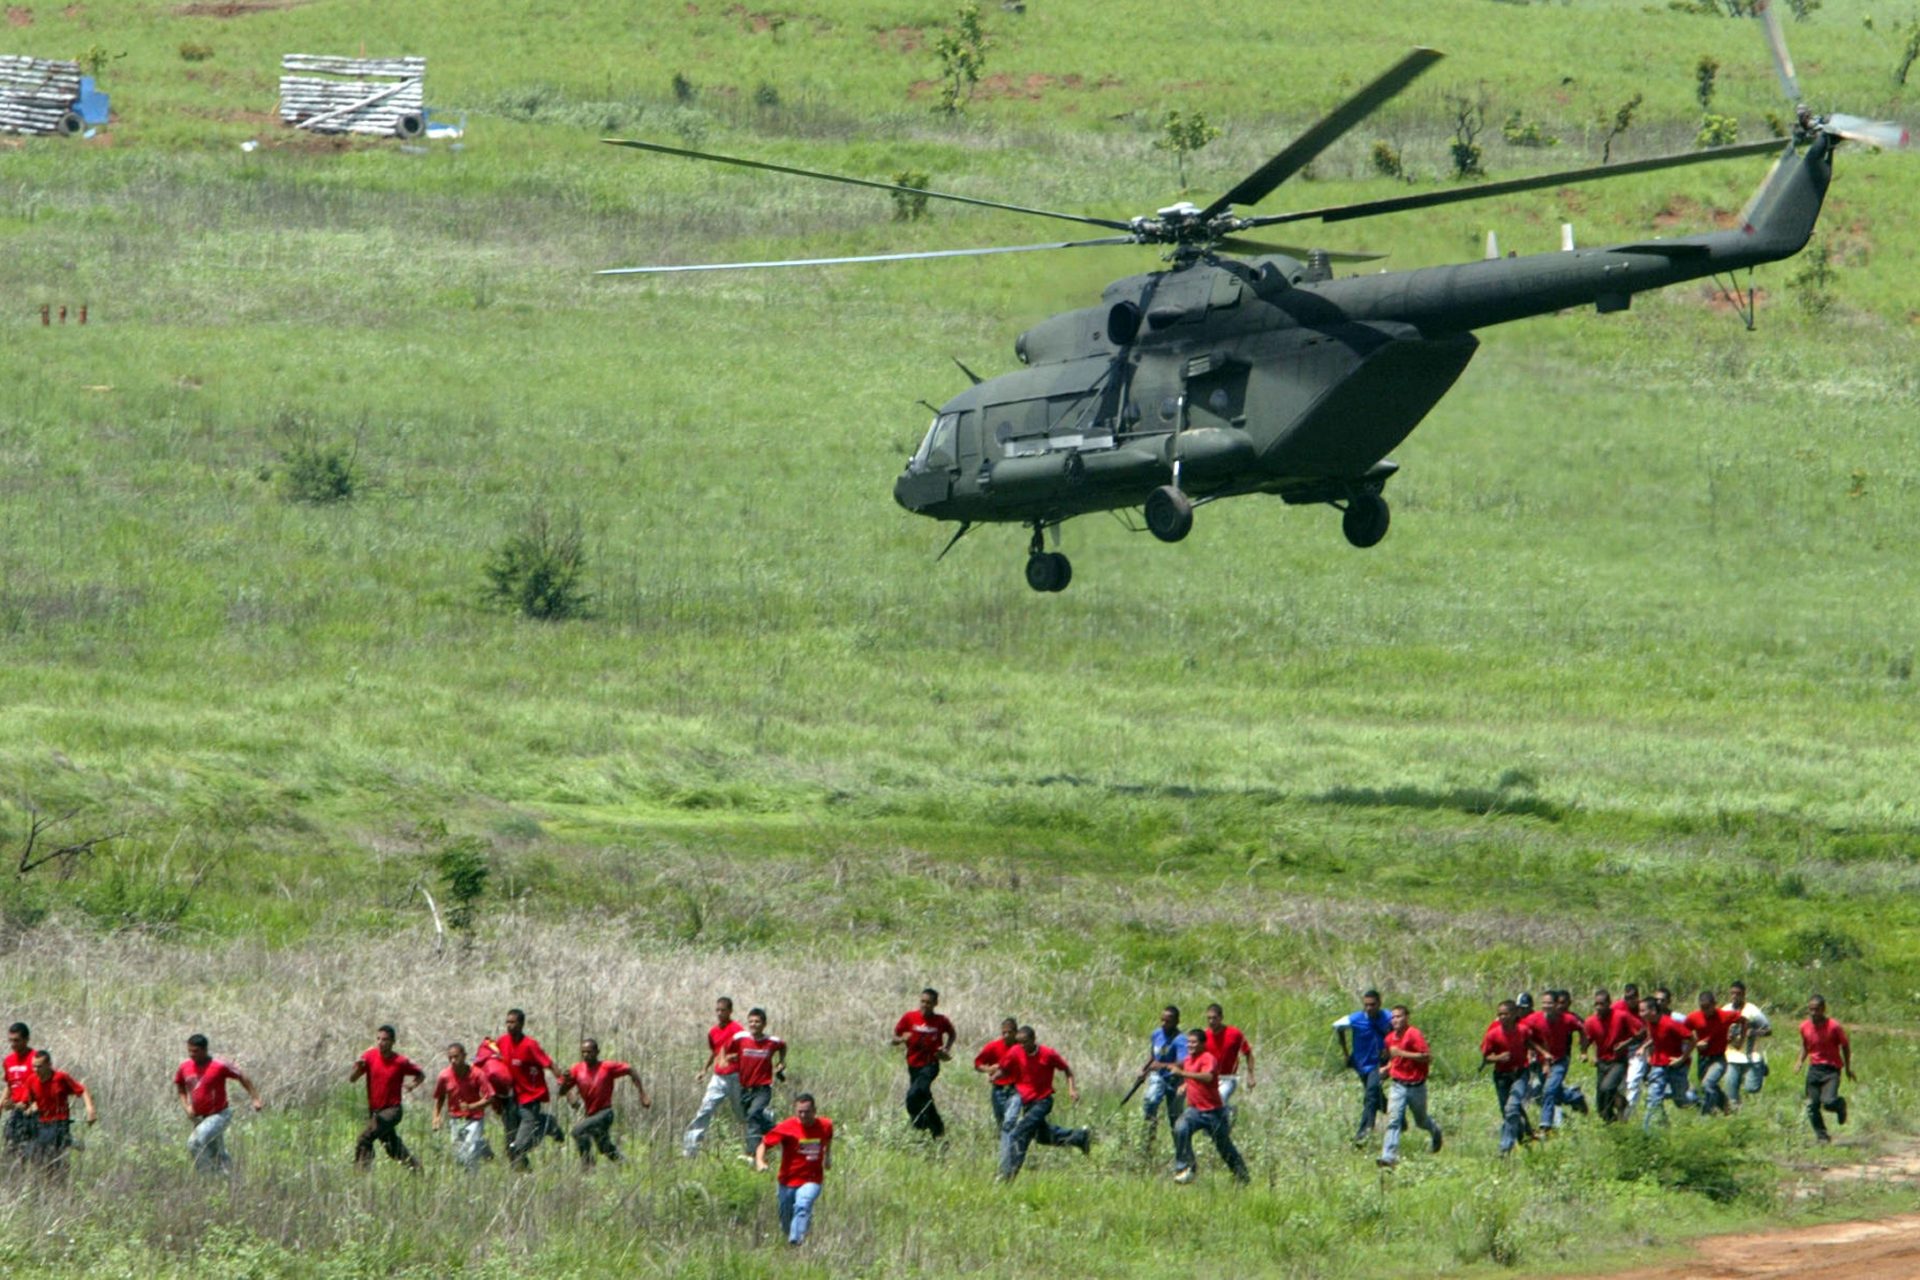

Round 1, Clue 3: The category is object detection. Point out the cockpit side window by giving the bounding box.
[913,413,960,471]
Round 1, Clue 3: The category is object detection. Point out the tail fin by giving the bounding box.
[1734,133,1832,261]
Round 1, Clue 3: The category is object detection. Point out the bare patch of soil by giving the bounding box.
[175,0,309,16]
[874,23,923,54]
[5,6,32,26]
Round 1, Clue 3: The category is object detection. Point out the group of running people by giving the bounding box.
[2,981,1861,1245]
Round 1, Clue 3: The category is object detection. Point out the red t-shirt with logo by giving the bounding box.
[893,1012,956,1069]
[731,1033,785,1089]
[566,1060,634,1115]
[1520,1011,1582,1062]
[1202,1026,1250,1075]
[1686,1008,1744,1058]
[1645,1015,1694,1066]
[360,1048,425,1111]
[763,1115,832,1187]
[434,1065,494,1120]
[973,1037,1018,1086]
[496,1033,554,1105]
[1480,1021,1535,1072]
[26,1070,84,1123]
[1384,1027,1431,1084]
[3,1050,32,1105]
[175,1057,240,1117]
[1585,1009,1646,1062]
[708,1020,745,1076]
[1181,1051,1224,1110]
[1801,1018,1850,1068]
[1003,1044,1070,1104]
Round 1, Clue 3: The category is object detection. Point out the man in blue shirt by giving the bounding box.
[1134,1005,1187,1151]
[1333,990,1392,1146]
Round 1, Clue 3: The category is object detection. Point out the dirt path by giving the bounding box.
[1567,1143,1920,1280]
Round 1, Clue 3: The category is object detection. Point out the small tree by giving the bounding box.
[1155,109,1221,190]
[1697,114,1739,147]
[932,2,991,117]
[1601,91,1643,163]
[483,506,591,620]
[1448,95,1487,179]
[434,835,491,946]
[1370,139,1404,180]
[891,170,931,221]
[1695,54,1720,111]
[1896,19,1920,87]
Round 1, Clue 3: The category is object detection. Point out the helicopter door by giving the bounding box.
[1184,355,1249,432]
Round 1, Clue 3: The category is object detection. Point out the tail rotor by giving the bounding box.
[1755,1,1911,149]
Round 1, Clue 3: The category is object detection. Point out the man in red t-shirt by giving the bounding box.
[891,988,957,1140]
[1377,1005,1441,1167]
[1685,990,1748,1116]
[1582,988,1645,1123]
[1796,994,1856,1144]
[4,1022,36,1165]
[1521,991,1590,1132]
[1168,1028,1249,1183]
[1637,996,1695,1130]
[472,1036,519,1148]
[1480,1000,1541,1154]
[1201,1004,1255,1120]
[24,1049,95,1182]
[431,1042,496,1171]
[175,1032,264,1175]
[729,1008,788,1157]
[995,1025,1090,1181]
[755,1092,833,1246]
[349,1024,425,1171]
[497,1008,559,1170]
[683,996,747,1157]
[558,1037,651,1168]
[973,1017,1020,1132]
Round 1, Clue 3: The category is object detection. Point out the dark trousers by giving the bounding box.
[4,1107,34,1163]
[1354,1067,1385,1140]
[1595,1060,1628,1122]
[509,1099,549,1167]
[998,1095,1084,1179]
[905,1062,945,1138]
[1805,1064,1844,1136]
[354,1106,417,1169]
[1174,1106,1248,1181]
[742,1085,775,1155]
[29,1119,72,1181]
[571,1108,619,1165]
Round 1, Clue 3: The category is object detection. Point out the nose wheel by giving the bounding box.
[1341,493,1390,548]
[1024,524,1072,592]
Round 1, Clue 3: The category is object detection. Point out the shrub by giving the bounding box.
[1606,1122,1761,1203]
[1789,238,1837,315]
[753,81,781,108]
[1155,108,1221,189]
[178,42,215,63]
[433,834,490,944]
[1370,140,1403,179]
[273,415,358,504]
[671,72,696,103]
[932,1,991,116]
[483,506,591,620]
[1785,921,1862,964]
[1502,111,1558,148]
[1449,94,1487,178]
[891,170,931,221]
[1697,114,1739,147]
[1695,54,1720,111]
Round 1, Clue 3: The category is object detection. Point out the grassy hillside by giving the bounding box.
[3,0,1919,1276]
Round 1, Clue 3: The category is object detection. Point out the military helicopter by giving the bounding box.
[604,7,1905,591]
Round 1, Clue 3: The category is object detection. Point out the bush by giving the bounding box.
[1502,111,1558,147]
[1606,1122,1761,1203]
[671,72,696,103]
[1697,114,1739,148]
[753,81,781,108]
[433,833,490,943]
[891,170,931,221]
[178,42,215,63]
[483,506,591,620]
[1370,140,1403,179]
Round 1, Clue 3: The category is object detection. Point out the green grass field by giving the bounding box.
[2,0,1919,1275]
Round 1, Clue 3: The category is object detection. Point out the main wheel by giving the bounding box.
[1044,551,1071,592]
[1145,485,1193,543]
[1025,553,1061,592]
[1342,493,1390,548]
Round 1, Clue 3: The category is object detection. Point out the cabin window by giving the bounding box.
[912,413,960,471]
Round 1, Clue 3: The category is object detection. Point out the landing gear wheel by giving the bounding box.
[1024,551,1072,593]
[1145,485,1193,543]
[1342,493,1390,548]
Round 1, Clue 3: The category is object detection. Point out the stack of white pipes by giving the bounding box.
[279,54,425,137]
[0,55,82,135]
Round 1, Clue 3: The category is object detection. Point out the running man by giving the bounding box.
[1615,984,1648,1112]
[4,1023,34,1165]
[1521,990,1590,1133]
[1722,981,1771,1108]
[1200,1004,1256,1120]
[496,1008,559,1171]
[891,988,956,1140]
[1332,990,1392,1146]
[472,1036,520,1155]
[431,1042,496,1171]
[1134,1006,1187,1149]
[1638,995,1695,1130]
[175,1033,263,1175]
[755,1092,833,1247]
[1796,994,1855,1145]
[973,1018,1020,1132]
[683,996,746,1157]
[730,1008,787,1157]
[1480,1000,1540,1155]
[1377,1004,1441,1167]
[1582,988,1644,1123]
[996,1026,1089,1182]
[1685,991,1747,1116]
[558,1037,650,1168]
[23,1049,94,1182]
[349,1024,424,1171]
[1169,1024,1249,1184]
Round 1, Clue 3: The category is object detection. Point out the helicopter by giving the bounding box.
[603,7,1906,591]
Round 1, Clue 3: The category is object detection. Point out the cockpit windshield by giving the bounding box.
[910,412,960,472]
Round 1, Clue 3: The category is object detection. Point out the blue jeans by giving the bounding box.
[1173,1106,1248,1181]
[1354,1067,1385,1140]
[1380,1080,1439,1162]
[776,1181,822,1245]
[1142,1072,1183,1137]
[1725,1060,1766,1101]
[1695,1055,1730,1114]
[1538,1058,1568,1128]
[998,1095,1082,1179]
[188,1109,233,1174]
[1642,1063,1689,1130]
[1494,1071,1532,1153]
[989,1084,1016,1132]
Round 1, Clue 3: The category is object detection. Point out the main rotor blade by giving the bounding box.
[1245,139,1787,227]
[1216,236,1386,262]
[1753,0,1803,106]
[1198,48,1444,219]
[603,138,1134,232]
[597,236,1139,275]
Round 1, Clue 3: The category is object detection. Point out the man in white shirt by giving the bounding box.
[1722,980,1771,1108]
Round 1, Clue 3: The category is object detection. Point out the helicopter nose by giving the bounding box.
[893,471,919,512]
